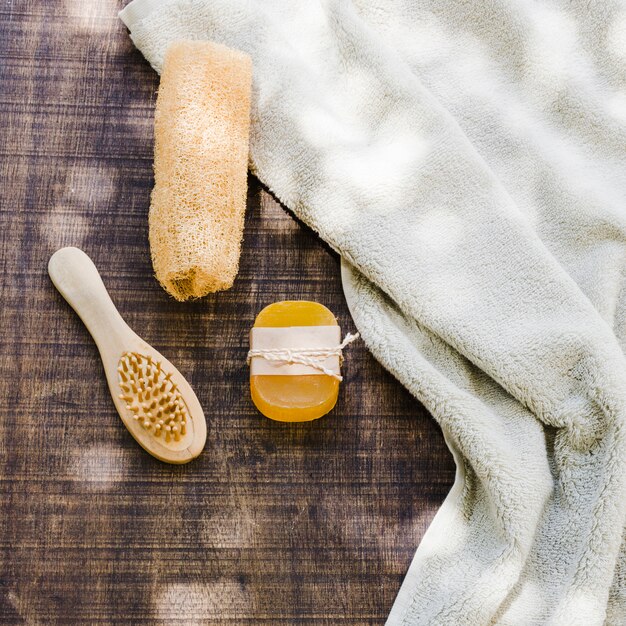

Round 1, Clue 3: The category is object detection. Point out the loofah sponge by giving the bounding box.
[150,40,252,300]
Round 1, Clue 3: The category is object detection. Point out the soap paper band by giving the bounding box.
[249,326,342,376]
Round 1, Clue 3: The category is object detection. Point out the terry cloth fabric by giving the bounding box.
[119,1,626,624]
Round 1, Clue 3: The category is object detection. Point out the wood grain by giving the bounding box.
[0,1,455,624]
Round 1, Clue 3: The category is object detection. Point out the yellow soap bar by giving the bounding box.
[250,301,340,422]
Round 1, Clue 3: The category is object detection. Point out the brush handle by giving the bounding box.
[48,247,133,352]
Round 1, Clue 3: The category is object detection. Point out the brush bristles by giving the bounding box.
[117,352,189,442]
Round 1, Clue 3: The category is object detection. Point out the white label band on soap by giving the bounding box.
[249,326,342,376]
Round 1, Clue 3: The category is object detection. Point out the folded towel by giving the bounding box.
[120,0,626,623]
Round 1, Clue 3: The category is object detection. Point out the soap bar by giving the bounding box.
[250,301,340,422]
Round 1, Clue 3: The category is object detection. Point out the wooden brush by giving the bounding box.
[48,247,206,464]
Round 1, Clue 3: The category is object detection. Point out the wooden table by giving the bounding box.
[0,2,454,623]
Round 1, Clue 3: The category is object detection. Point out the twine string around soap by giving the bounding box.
[247,332,359,381]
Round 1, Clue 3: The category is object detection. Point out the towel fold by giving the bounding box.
[120,0,626,623]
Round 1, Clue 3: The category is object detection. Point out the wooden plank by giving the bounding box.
[0,1,454,623]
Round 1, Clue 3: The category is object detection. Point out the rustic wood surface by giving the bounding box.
[0,1,455,624]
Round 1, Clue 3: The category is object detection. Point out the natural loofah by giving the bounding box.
[150,40,252,300]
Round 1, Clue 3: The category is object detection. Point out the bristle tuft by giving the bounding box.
[117,352,190,443]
